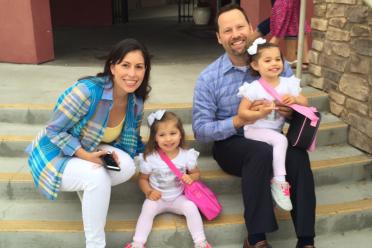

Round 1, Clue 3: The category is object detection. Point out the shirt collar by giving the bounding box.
[101,77,113,100]
[221,53,234,74]
[101,78,137,106]
[221,53,249,74]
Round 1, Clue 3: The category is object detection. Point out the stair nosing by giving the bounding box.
[0,198,371,232]
[2,154,371,182]
[0,91,328,111]
[0,103,192,111]
[0,121,348,143]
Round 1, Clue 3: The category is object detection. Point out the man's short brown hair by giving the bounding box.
[215,3,250,33]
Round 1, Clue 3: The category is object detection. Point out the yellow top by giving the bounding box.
[101,116,125,143]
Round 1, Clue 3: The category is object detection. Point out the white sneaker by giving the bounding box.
[271,179,293,211]
[195,240,212,248]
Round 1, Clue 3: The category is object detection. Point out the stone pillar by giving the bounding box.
[309,0,372,154]
[0,0,54,64]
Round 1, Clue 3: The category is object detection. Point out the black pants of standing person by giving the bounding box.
[257,0,276,36]
[213,135,316,237]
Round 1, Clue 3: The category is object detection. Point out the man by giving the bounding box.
[192,4,316,248]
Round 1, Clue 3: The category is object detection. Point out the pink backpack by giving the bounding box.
[158,150,222,220]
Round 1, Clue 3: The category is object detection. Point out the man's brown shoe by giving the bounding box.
[243,239,272,248]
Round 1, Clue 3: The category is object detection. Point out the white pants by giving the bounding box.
[60,144,136,248]
[133,195,206,245]
[244,127,288,177]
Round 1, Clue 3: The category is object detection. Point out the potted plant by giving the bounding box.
[193,0,211,25]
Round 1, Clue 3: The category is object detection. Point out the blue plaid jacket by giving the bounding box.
[26,76,144,200]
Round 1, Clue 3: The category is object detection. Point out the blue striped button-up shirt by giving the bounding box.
[192,53,293,142]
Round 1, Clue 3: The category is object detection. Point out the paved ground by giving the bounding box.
[0,5,223,105]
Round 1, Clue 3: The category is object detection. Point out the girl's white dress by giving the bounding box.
[238,76,302,132]
[139,148,199,201]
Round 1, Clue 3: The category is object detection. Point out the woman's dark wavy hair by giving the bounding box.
[249,42,284,76]
[96,38,152,101]
[144,111,186,160]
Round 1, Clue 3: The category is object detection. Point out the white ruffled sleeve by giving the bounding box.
[237,81,257,101]
[138,153,152,175]
[285,76,302,96]
[186,148,200,170]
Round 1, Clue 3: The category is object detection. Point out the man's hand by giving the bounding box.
[250,99,267,111]
[258,101,276,117]
[234,99,275,129]
[275,101,293,119]
[233,115,251,129]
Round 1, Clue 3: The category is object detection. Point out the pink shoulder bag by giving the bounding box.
[158,150,222,220]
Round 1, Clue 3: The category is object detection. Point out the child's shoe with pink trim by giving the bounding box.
[124,242,146,248]
[195,240,212,248]
[271,179,293,211]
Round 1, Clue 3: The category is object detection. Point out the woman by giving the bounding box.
[26,38,151,248]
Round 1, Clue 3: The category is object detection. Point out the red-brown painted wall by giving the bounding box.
[241,0,314,38]
[51,0,112,27]
[0,0,54,64]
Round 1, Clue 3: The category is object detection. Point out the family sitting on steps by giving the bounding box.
[26,4,317,248]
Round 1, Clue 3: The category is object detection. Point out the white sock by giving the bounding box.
[274,176,286,182]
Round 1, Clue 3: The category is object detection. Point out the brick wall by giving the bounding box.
[308,0,372,153]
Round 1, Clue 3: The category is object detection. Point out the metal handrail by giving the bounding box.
[296,0,306,78]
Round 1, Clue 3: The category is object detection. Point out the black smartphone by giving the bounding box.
[100,152,121,171]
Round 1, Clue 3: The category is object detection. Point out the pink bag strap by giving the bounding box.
[158,149,184,180]
[258,78,320,127]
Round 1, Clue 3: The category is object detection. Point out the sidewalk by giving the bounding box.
[0,63,205,105]
[0,14,222,105]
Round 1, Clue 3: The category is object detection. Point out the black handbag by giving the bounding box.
[258,78,321,151]
[286,110,321,150]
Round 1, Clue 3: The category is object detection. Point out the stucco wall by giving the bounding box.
[0,0,54,63]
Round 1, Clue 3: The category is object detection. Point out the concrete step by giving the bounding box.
[3,227,372,248]
[1,193,372,248]
[0,111,347,157]
[2,182,372,220]
[1,144,371,201]
[0,86,329,125]
[0,102,193,126]
[269,228,372,248]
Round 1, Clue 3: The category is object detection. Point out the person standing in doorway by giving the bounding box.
[270,0,311,67]
[250,0,310,69]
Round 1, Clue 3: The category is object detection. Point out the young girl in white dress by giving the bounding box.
[124,110,212,248]
[237,38,309,211]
